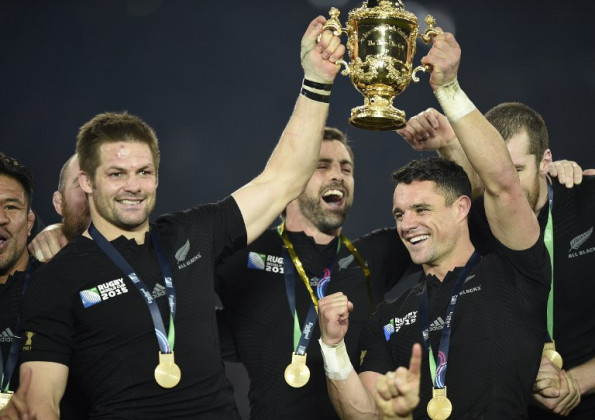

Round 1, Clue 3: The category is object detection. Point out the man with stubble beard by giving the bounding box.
[216,127,413,419]
[28,154,91,263]
[52,154,90,242]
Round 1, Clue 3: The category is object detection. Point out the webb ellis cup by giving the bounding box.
[323,0,439,130]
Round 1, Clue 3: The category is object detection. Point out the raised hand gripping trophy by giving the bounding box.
[322,0,440,130]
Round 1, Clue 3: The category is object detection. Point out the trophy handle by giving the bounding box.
[321,7,347,38]
[412,15,443,82]
[411,65,429,83]
[318,7,350,75]
[336,59,350,76]
[420,15,442,44]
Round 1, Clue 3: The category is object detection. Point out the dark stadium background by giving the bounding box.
[2,1,593,417]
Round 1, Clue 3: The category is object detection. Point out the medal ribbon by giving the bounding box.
[277,223,371,354]
[282,251,319,356]
[280,230,338,356]
[544,180,554,341]
[88,223,177,354]
[0,259,34,392]
[340,235,373,312]
[419,251,480,388]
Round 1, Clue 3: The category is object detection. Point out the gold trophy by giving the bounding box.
[322,0,440,130]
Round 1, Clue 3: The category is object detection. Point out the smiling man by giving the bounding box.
[216,128,412,419]
[15,16,347,419]
[396,103,595,419]
[0,154,36,411]
[317,29,550,419]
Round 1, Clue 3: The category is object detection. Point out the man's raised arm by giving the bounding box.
[420,31,539,249]
[231,16,345,244]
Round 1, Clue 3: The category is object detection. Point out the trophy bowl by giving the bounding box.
[323,0,439,131]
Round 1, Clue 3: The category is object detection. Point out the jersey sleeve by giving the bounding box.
[499,235,551,302]
[354,227,412,299]
[19,267,75,365]
[357,302,395,375]
[156,196,247,265]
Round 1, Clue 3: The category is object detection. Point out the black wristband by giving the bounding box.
[300,87,330,103]
[303,78,332,92]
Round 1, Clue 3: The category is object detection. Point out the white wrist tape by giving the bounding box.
[319,338,354,381]
[434,78,476,123]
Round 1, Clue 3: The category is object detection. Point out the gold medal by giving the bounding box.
[154,351,182,388]
[284,352,310,388]
[542,341,563,369]
[0,391,14,411]
[427,387,452,420]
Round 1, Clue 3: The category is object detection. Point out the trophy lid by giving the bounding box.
[356,0,417,24]
[365,0,404,9]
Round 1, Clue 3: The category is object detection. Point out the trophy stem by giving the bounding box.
[349,87,406,131]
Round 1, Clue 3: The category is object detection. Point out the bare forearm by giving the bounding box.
[434,80,539,247]
[264,93,329,197]
[437,137,483,199]
[568,357,595,397]
[233,93,329,243]
[21,361,67,420]
[31,405,60,419]
[450,109,517,196]
[327,372,380,420]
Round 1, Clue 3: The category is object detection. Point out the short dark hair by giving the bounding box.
[324,127,354,163]
[0,152,35,209]
[392,158,471,205]
[485,102,549,166]
[76,112,160,180]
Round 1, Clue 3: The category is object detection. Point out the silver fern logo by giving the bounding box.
[568,226,595,260]
[569,227,593,252]
[175,240,191,263]
[175,240,202,269]
[338,255,355,270]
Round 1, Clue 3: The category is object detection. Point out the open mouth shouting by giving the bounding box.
[0,231,9,252]
[321,188,346,208]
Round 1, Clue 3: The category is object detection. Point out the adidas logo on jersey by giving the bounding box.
[429,317,446,332]
[0,327,17,343]
[152,283,167,299]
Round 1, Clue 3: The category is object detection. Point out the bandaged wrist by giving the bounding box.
[319,338,354,380]
[434,78,476,122]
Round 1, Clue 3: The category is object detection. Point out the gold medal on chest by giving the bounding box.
[284,352,310,388]
[154,351,182,388]
[542,341,563,369]
[427,387,452,420]
[0,391,14,411]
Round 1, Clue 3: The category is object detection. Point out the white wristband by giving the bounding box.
[434,78,476,123]
[319,338,354,381]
